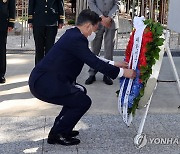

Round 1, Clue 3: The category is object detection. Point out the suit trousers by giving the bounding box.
[89,25,117,76]
[49,89,91,135]
[30,79,91,135]
[0,30,7,77]
[33,26,58,65]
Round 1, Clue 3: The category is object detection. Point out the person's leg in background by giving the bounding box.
[45,26,58,55]
[0,30,7,83]
[102,27,117,85]
[85,25,105,85]
[33,26,46,65]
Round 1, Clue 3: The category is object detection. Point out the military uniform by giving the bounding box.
[0,0,15,81]
[28,0,65,64]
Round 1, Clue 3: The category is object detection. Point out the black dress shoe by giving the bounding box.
[49,130,79,138]
[85,76,96,85]
[0,76,6,84]
[47,133,80,146]
[70,130,79,137]
[103,76,113,85]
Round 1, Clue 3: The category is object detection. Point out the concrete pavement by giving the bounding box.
[0,54,180,154]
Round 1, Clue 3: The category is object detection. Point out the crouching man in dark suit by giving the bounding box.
[28,9,136,146]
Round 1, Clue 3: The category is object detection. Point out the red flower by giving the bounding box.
[124,27,153,83]
[125,31,135,63]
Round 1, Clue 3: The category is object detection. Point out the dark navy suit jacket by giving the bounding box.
[29,27,120,102]
[0,0,16,31]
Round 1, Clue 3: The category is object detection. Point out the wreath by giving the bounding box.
[117,19,164,116]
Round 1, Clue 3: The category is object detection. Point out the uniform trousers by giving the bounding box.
[33,26,58,64]
[0,30,7,77]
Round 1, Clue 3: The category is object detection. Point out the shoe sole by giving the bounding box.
[47,139,80,146]
[103,80,113,85]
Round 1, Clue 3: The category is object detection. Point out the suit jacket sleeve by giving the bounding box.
[88,0,103,16]
[28,0,35,24]
[58,0,65,24]
[108,0,120,18]
[72,36,120,79]
[8,0,16,28]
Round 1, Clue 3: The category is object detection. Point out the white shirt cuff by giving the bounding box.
[97,56,124,77]
[118,68,124,78]
[97,56,114,65]
[109,61,114,65]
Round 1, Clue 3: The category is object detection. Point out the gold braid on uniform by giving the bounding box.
[28,15,33,19]
[9,18,15,23]
[59,15,65,20]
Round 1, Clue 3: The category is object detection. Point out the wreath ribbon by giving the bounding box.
[118,20,146,126]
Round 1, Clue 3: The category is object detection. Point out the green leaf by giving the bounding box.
[153,50,160,60]
[143,20,149,25]
[140,88,144,96]
[151,27,155,33]
[148,68,152,75]
[146,56,151,61]
[155,38,164,46]
[140,66,148,73]
[152,58,156,65]
[156,26,163,35]
[155,48,161,53]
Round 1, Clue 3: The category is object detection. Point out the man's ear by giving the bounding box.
[84,22,91,29]
[85,22,92,34]
[82,22,92,37]
[93,23,99,31]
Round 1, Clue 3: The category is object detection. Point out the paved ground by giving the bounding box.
[0,54,180,154]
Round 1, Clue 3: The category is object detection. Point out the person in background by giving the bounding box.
[28,9,136,146]
[0,0,16,83]
[70,0,76,13]
[28,0,65,65]
[85,0,120,85]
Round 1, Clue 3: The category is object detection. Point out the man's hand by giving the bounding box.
[104,17,112,28]
[114,61,128,68]
[8,27,13,32]
[123,69,136,79]
[101,16,106,27]
[29,23,33,29]
[101,16,112,28]
[58,24,63,29]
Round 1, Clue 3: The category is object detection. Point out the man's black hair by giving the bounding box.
[76,9,101,26]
